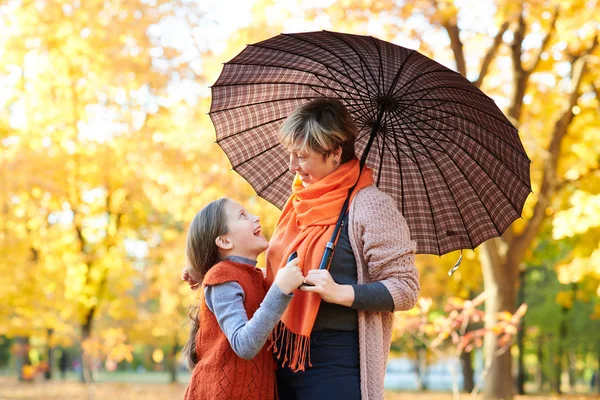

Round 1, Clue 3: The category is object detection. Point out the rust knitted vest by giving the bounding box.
[184,261,276,400]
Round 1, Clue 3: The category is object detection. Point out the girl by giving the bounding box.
[182,198,304,400]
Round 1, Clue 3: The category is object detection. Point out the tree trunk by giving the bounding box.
[460,350,474,393]
[44,328,54,380]
[516,270,526,394]
[535,335,544,393]
[567,352,576,393]
[79,309,95,383]
[15,336,31,381]
[553,308,569,394]
[553,351,562,394]
[168,334,179,384]
[596,342,600,393]
[481,239,516,400]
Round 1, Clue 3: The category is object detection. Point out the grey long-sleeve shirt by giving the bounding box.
[204,256,292,360]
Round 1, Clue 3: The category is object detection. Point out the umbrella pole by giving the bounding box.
[318,112,383,270]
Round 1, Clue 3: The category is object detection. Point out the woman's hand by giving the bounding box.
[299,269,354,306]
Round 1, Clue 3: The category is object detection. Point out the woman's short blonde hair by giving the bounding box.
[278,98,358,163]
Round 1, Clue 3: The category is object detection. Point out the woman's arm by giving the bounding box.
[205,282,292,360]
[301,189,419,311]
[357,188,420,311]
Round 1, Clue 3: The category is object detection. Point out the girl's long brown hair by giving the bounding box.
[181,198,229,370]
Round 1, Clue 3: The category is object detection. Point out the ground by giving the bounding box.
[0,375,598,400]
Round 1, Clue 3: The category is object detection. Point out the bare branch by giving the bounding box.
[507,8,528,123]
[526,6,559,74]
[590,81,600,114]
[556,166,600,192]
[443,21,467,77]
[512,36,599,262]
[510,10,526,77]
[474,21,510,88]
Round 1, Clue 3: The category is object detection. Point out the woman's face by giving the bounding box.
[288,147,341,187]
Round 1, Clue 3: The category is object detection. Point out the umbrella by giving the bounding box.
[209,31,531,256]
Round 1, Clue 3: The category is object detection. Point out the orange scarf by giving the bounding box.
[266,159,374,371]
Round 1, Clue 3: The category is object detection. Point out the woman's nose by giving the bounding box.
[252,214,260,223]
[289,154,298,172]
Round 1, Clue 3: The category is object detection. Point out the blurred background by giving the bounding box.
[0,0,599,399]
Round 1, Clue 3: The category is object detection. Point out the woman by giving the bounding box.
[266,98,420,400]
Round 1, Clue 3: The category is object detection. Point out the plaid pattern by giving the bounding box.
[210,31,531,255]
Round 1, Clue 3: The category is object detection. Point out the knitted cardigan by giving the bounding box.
[184,261,277,400]
[347,185,420,400]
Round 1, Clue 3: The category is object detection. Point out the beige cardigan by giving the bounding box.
[348,185,420,400]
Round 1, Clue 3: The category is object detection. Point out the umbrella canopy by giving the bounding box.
[210,31,531,256]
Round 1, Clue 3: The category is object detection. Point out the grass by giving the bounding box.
[0,373,598,400]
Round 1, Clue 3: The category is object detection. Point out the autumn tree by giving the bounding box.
[0,0,203,381]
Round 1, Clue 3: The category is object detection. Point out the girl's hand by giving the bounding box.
[181,268,200,290]
[300,269,354,306]
[274,258,304,295]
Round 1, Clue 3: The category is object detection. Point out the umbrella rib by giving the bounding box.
[229,142,283,169]
[374,128,385,187]
[210,80,332,90]
[209,96,319,114]
[375,124,405,216]
[393,90,531,166]
[215,116,287,142]
[356,128,424,164]
[346,98,379,127]
[401,106,529,205]
[390,114,486,248]
[410,120,504,241]
[248,42,375,96]
[399,91,518,132]
[320,31,382,97]
[255,168,291,197]
[394,83,519,135]
[370,36,385,100]
[390,108,525,215]
[318,44,375,111]
[389,67,472,100]
[389,123,442,254]
[385,50,417,101]
[380,129,439,160]
[398,105,531,186]
[311,74,371,111]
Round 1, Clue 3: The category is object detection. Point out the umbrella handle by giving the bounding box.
[318,242,336,270]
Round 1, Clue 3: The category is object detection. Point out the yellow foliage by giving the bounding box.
[555,291,574,309]
[152,348,165,363]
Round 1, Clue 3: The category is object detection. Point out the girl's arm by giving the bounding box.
[205,282,292,360]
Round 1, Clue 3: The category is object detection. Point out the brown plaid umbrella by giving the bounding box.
[210,31,531,256]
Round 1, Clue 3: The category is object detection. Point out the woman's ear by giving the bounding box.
[215,235,233,251]
[331,147,342,164]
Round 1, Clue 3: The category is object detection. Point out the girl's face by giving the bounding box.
[287,146,341,187]
[218,200,269,259]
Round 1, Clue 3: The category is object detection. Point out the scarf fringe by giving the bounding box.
[268,321,312,372]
